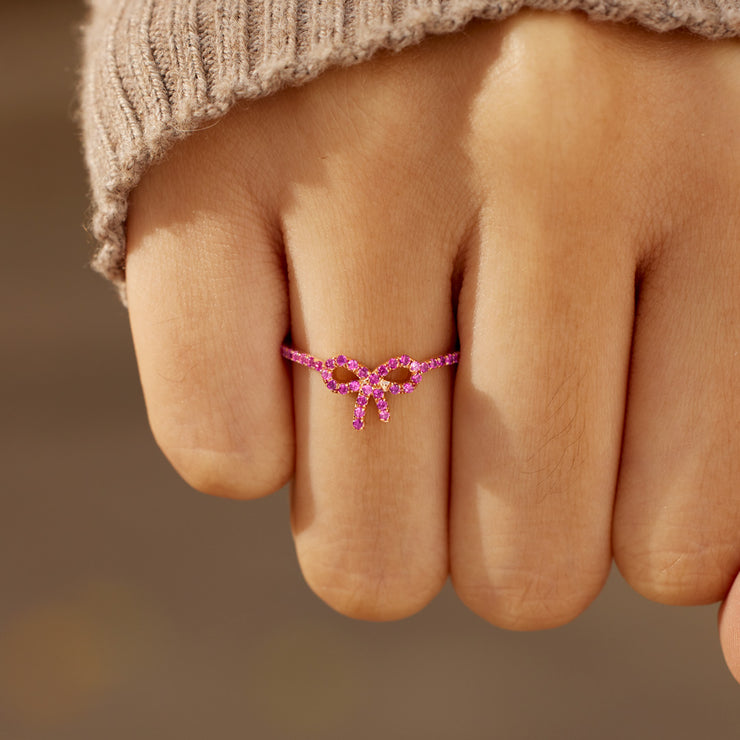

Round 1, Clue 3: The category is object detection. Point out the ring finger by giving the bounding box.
[283,152,472,622]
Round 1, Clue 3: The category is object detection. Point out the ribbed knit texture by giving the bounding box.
[78,0,740,295]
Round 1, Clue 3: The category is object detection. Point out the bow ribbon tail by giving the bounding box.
[374,390,390,423]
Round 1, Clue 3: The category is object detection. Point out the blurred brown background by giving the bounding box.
[2,1,739,738]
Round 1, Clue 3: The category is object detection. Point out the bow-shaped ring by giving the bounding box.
[281,345,459,429]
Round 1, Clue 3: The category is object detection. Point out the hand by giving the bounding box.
[123,10,740,678]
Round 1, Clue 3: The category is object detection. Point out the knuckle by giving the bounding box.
[147,398,294,499]
[155,427,294,500]
[469,13,629,188]
[615,541,737,605]
[453,564,606,631]
[298,544,446,622]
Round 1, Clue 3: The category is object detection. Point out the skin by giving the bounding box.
[123,11,740,679]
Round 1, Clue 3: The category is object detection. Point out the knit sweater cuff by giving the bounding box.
[78,0,740,293]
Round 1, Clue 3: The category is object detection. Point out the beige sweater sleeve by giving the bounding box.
[78,0,740,293]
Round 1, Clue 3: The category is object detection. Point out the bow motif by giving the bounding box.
[281,346,460,429]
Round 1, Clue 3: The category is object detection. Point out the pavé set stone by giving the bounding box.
[281,345,459,430]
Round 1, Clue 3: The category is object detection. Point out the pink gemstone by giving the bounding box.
[373,388,383,399]
[420,362,429,372]
[388,358,399,369]
[321,370,331,380]
[411,373,422,384]
[400,355,411,366]
[403,383,414,393]
[353,419,364,430]
[348,380,360,392]
[327,380,337,390]
[313,359,323,370]
[338,384,348,395]
[389,384,400,395]
[357,395,368,406]
[377,364,388,377]
[357,367,369,378]
[362,385,372,395]
[354,406,365,418]
[336,355,347,366]
[377,399,388,411]
[347,359,359,371]
[409,361,420,372]
[379,411,390,422]
[325,358,335,369]
[368,373,379,384]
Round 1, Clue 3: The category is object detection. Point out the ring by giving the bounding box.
[281,344,459,430]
